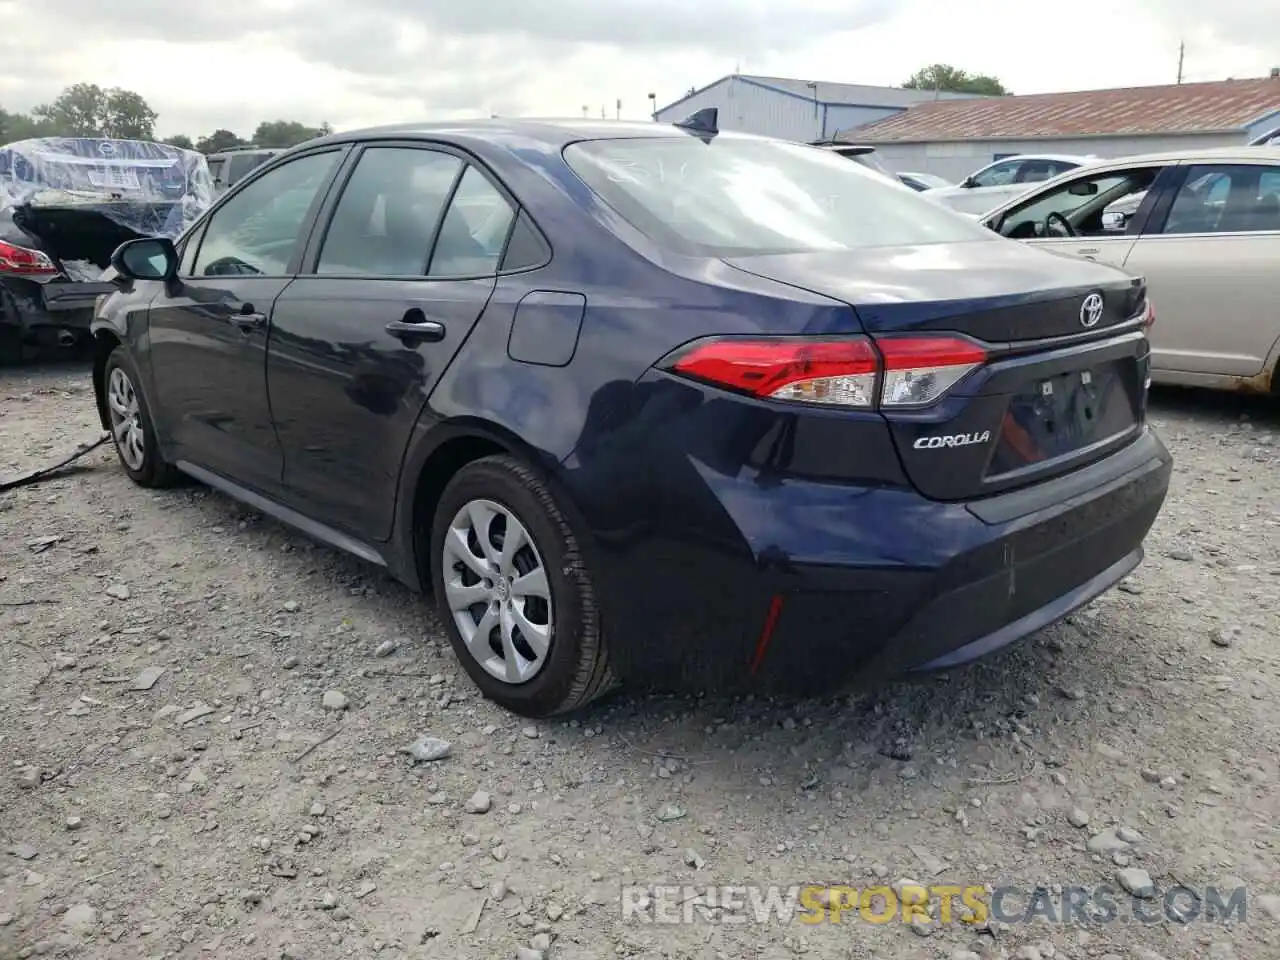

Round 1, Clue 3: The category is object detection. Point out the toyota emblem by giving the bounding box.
[1079,292,1104,328]
[97,141,116,157]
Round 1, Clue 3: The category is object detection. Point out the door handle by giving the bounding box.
[228,303,266,330]
[1076,247,1100,258]
[385,311,446,343]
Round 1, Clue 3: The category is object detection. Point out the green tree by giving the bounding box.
[251,119,327,149]
[195,129,247,154]
[903,64,1010,96]
[163,134,195,150]
[0,107,55,142]
[30,83,159,138]
[101,89,158,139]
[32,82,105,135]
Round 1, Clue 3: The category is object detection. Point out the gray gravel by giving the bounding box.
[2,364,1278,960]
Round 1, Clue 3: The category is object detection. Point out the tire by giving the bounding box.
[103,346,181,488]
[429,454,616,717]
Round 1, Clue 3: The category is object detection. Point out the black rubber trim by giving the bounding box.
[966,428,1168,526]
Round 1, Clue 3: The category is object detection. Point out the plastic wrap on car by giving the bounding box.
[0,137,213,239]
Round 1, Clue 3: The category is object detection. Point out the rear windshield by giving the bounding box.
[563,136,992,257]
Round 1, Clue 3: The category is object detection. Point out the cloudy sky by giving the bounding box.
[0,0,1276,138]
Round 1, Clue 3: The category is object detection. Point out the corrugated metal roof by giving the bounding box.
[844,78,1280,143]
[654,74,983,117]
[740,74,977,107]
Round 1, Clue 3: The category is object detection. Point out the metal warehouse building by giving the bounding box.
[652,73,981,143]
[844,76,1280,182]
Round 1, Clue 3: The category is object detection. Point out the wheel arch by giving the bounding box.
[90,328,124,430]
[390,416,563,592]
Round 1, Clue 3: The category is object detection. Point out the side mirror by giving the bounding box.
[962,176,977,188]
[110,237,178,282]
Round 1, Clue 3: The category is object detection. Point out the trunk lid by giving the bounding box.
[725,240,1151,500]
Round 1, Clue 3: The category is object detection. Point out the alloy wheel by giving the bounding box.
[107,366,146,472]
[441,498,553,684]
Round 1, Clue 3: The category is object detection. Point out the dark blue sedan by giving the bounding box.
[91,114,1171,717]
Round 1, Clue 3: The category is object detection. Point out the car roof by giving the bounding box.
[983,153,1099,164]
[1078,145,1280,167]
[304,118,774,151]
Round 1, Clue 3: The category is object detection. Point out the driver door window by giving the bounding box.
[971,160,1022,187]
[191,151,341,277]
[996,168,1159,240]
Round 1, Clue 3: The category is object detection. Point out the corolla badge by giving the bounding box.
[1079,292,1105,328]
[913,430,992,450]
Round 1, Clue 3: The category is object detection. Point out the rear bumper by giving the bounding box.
[585,427,1171,693]
[1,277,100,336]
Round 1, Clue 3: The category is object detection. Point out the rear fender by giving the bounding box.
[387,414,565,591]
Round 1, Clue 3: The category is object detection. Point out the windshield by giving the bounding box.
[563,136,993,257]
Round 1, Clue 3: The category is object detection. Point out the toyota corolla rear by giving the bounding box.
[558,131,1172,694]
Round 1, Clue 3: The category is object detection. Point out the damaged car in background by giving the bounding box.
[0,137,212,363]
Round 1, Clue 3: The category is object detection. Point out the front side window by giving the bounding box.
[971,160,1022,187]
[1162,164,1280,235]
[192,151,340,277]
[316,147,463,276]
[564,137,992,257]
[178,226,203,276]
[995,167,1160,240]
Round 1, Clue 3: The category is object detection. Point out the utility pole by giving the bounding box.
[1177,41,1185,84]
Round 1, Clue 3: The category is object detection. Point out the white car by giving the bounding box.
[978,146,1280,393]
[923,154,1100,216]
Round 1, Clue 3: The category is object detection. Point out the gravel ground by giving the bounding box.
[1,363,1278,960]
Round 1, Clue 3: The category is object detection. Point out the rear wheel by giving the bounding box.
[104,347,180,488]
[429,455,616,717]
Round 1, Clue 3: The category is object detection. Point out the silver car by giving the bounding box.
[979,146,1280,394]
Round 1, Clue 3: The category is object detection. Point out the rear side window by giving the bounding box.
[564,137,991,257]
[428,166,516,277]
[500,211,549,271]
[1162,164,1280,235]
[316,147,462,276]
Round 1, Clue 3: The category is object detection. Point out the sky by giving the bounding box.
[0,0,1277,138]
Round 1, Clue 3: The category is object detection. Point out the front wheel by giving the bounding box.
[104,347,181,488]
[429,455,616,717]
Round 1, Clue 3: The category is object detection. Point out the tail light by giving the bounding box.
[0,239,57,276]
[665,334,986,409]
[878,336,986,407]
